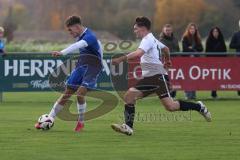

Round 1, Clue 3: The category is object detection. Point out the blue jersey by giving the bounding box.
[77,28,102,65]
[66,28,103,90]
[0,40,5,53]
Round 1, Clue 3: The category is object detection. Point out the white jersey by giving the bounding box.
[138,33,168,77]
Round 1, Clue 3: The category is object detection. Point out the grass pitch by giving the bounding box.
[0,91,240,160]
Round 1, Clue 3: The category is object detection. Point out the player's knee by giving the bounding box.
[124,91,135,104]
[77,95,85,104]
[58,94,72,105]
[124,95,134,104]
[163,102,176,112]
[165,107,175,112]
[59,88,75,103]
[62,91,72,99]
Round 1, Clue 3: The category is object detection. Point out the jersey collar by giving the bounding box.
[142,32,152,39]
[77,28,88,41]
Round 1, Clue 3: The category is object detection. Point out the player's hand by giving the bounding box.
[52,51,62,57]
[111,57,123,65]
[164,60,172,69]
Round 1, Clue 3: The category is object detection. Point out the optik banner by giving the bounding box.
[170,57,240,90]
[128,57,240,91]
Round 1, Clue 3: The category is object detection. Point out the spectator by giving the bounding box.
[182,23,203,100]
[206,27,227,99]
[230,20,240,96]
[159,24,180,98]
[160,24,180,53]
[0,26,6,57]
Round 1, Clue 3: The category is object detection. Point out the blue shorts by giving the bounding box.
[66,65,102,90]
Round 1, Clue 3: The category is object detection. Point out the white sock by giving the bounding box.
[49,102,64,119]
[77,102,86,123]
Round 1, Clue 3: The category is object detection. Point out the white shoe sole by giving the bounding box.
[111,124,133,136]
[198,101,212,122]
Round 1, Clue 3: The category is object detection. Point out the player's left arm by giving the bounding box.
[111,49,144,65]
[52,40,88,57]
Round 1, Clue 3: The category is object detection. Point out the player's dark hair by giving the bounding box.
[65,15,82,27]
[135,16,151,30]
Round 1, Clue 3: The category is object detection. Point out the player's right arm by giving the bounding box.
[111,49,144,65]
[112,38,150,65]
[52,40,88,57]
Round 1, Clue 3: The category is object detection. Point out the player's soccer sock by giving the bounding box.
[179,100,201,112]
[124,104,135,129]
[49,102,64,119]
[77,102,86,123]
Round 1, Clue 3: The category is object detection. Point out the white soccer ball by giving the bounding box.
[38,114,54,130]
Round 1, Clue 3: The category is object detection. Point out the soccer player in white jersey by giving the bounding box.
[35,15,103,132]
[111,16,211,136]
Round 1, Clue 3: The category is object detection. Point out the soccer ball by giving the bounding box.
[38,114,54,130]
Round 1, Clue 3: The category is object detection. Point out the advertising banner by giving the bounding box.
[1,55,239,91]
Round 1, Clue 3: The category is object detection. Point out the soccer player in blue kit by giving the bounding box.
[0,27,6,56]
[35,15,103,132]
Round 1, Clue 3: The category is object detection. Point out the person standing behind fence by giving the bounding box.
[182,23,203,100]
[0,27,6,57]
[206,27,227,99]
[159,24,180,98]
[229,19,240,96]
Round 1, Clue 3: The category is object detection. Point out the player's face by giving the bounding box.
[164,27,173,37]
[0,31,3,38]
[134,24,145,38]
[67,25,82,38]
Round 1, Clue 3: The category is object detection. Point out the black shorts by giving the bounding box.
[135,74,171,99]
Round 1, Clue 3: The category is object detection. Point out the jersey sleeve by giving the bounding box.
[60,40,88,55]
[138,38,152,53]
[158,41,166,49]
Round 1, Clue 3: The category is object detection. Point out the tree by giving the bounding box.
[154,0,212,37]
[0,0,156,39]
[3,6,18,42]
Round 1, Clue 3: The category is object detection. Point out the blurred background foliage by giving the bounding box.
[0,0,239,52]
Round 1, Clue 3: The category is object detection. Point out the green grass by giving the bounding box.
[5,40,236,53]
[5,41,137,53]
[0,91,240,160]
[6,41,70,53]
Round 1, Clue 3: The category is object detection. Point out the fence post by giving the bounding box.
[0,92,3,103]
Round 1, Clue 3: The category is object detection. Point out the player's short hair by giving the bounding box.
[135,16,151,30]
[0,26,4,32]
[65,15,82,27]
